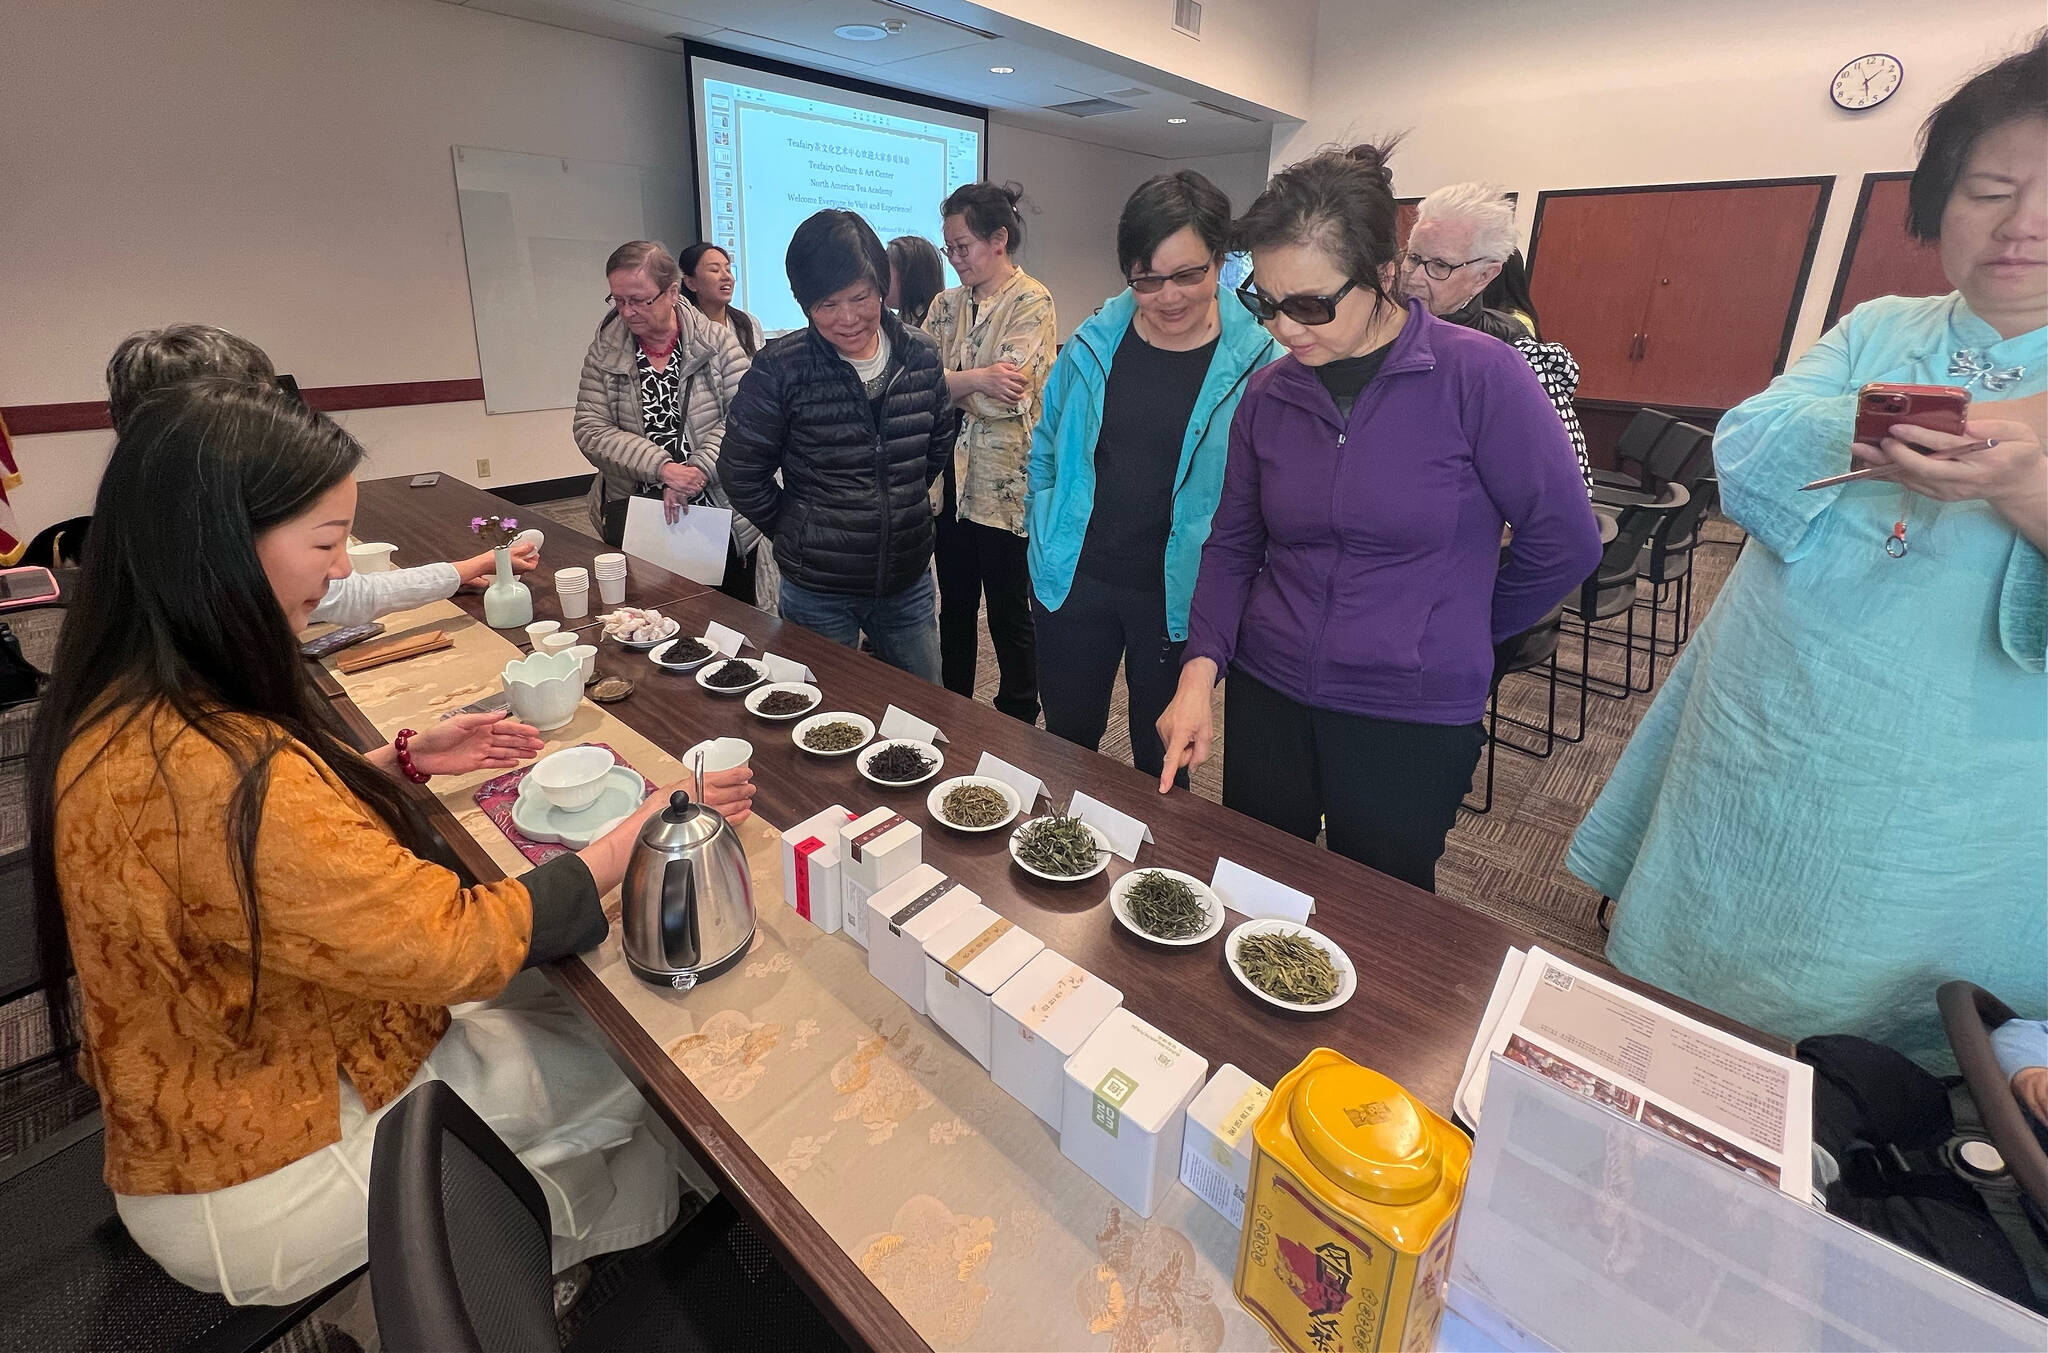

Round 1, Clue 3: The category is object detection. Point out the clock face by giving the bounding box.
[1832,53,1903,110]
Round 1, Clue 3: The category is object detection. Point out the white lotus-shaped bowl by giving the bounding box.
[501,650,585,731]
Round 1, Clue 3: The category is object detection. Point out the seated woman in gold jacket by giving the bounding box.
[26,378,755,1304]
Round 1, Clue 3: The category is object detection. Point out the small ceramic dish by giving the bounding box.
[856,738,943,788]
[509,766,646,848]
[792,712,875,757]
[744,682,822,721]
[695,657,768,696]
[1108,868,1226,947]
[612,617,681,651]
[648,636,716,671]
[1007,817,1112,883]
[925,775,1022,833]
[526,745,616,812]
[1224,919,1357,1013]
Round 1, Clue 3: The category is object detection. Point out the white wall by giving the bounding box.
[1281,0,2043,359]
[0,0,694,529]
[974,0,1317,118]
[988,122,1266,339]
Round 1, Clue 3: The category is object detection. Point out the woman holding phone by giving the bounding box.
[1570,35,2048,1069]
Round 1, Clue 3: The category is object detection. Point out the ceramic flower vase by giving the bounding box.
[482,545,533,629]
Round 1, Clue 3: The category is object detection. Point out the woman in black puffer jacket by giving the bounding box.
[720,210,957,681]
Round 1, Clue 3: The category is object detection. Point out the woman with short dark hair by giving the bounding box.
[1025,171,1279,780]
[925,183,1058,722]
[677,241,762,356]
[718,210,957,679]
[28,379,753,1302]
[886,235,945,329]
[1158,142,1601,891]
[1572,33,2047,1068]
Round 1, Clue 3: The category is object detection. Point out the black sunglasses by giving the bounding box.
[1235,277,1358,326]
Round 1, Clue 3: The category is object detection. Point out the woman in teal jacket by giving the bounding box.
[1025,172,1281,780]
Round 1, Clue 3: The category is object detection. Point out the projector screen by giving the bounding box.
[690,52,985,335]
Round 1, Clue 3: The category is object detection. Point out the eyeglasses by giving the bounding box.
[1128,260,1214,294]
[1235,278,1358,326]
[941,240,978,261]
[605,286,671,312]
[1402,252,1498,281]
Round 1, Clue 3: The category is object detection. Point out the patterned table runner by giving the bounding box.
[326,600,1279,1352]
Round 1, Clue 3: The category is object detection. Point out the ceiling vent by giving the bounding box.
[1045,96,1136,118]
[1192,98,1257,122]
[1172,0,1202,38]
[1102,86,1151,100]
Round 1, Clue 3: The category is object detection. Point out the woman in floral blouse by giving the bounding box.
[925,184,1058,722]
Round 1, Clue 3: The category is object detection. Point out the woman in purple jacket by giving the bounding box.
[1156,143,1602,891]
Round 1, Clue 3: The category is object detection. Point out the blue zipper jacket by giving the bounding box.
[1024,289,1281,640]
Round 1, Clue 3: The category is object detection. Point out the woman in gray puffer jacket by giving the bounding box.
[573,239,774,609]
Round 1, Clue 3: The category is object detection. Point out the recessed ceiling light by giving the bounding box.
[834,22,891,40]
[1167,116,1189,124]
[989,65,1015,74]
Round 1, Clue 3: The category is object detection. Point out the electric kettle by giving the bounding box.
[621,789,756,989]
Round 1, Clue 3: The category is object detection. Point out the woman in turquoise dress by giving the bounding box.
[1570,37,2047,1070]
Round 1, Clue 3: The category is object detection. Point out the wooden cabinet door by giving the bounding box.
[1632,180,1830,408]
[1527,191,1674,400]
[1827,173,1952,327]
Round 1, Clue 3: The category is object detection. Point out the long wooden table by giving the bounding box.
[342,472,1776,1352]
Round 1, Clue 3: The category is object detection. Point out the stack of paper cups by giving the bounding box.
[554,567,590,620]
[593,553,628,606]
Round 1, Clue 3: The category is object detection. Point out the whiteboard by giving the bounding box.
[453,146,694,414]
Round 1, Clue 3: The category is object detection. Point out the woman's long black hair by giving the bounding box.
[1481,249,1541,338]
[26,379,437,1051]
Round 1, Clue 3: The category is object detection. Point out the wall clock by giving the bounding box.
[1832,53,1903,111]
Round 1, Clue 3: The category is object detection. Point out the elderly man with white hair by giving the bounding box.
[1405,183,1593,489]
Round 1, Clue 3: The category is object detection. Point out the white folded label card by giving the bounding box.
[1211,856,1314,924]
[1067,791,1153,862]
[760,651,814,684]
[878,705,946,744]
[973,752,1043,809]
[701,621,749,657]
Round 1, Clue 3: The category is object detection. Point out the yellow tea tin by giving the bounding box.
[1234,1049,1469,1352]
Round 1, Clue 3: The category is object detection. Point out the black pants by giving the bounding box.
[601,491,754,606]
[934,494,1037,723]
[1221,671,1484,892]
[1032,576,1184,783]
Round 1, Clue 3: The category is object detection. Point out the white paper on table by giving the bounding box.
[621,497,731,586]
[972,752,1043,809]
[1210,857,1314,924]
[760,652,814,684]
[878,705,946,744]
[701,620,749,657]
[1065,791,1153,862]
[1455,948,1528,1126]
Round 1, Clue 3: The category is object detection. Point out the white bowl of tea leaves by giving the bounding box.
[1109,868,1224,946]
[1008,811,1111,882]
[1225,919,1355,1012]
[926,776,1021,833]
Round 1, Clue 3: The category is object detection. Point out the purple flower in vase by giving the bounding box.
[470,516,486,531]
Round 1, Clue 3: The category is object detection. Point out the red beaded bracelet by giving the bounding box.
[393,729,430,784]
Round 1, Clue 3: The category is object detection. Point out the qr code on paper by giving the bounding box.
[1540,965,1575,993]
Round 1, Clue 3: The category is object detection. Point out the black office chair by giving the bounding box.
[1589,408,1678,495]
[1631,475,1720,687]
[18,516,91,572]
[1591,420,1712,510]
[1556,485,1689,737]
[369,1080,849,1353]
[0,1109,354,1353]
[1462,602,1565,816]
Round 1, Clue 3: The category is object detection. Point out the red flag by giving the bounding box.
[0,412,22,565]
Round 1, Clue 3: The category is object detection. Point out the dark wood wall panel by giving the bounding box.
[1527,177,1832,411]
[1826,172,1952,327]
